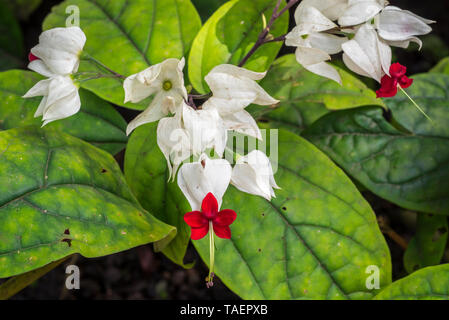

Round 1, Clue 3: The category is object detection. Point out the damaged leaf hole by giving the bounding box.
[61,228,72,247]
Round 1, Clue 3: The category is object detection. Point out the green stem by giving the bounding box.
[398,85,433,123]
[81,52,126,80]
[206,221,215,288]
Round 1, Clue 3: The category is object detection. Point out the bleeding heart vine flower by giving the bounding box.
[177,153,232,211]
[376,62,432,121]
[202,64,279,139]
[124,58,188,135]
[27,27,86,76]
[231,150,280,201]
[23,27,86,126]
[184,192,237,241]
[184,192,237,288]
[286,0,434,84]
[178,154,234,287]
[376,62,413,98]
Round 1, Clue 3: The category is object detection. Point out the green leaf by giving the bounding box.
[0,126,175,278]
[304,74,449,215]
[43,0,202,109]
[430,57,449,74]
[191,0,228,22]
[5,0,42,20]
[194,129,391,299]
[0,1,24,71]
[374,264,449,300]
[0,70,128,155]
[188,0,289,94]
[124,123,192,267]
[404,214,448,274]
[255,54,384,134]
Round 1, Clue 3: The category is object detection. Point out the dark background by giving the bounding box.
[5,0,449,299]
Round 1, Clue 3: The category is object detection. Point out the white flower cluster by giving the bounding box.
[22,26,280,209]
[124,61,280,209]
[285,0,434,84]
[23,27,86,126]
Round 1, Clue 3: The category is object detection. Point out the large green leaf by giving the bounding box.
[374,264,449,300]
[0,2,24,71]
[0,126,175,278]
[430,57,449,74]
[403,214,448,274]
[192,0,228,22]
[0,70,128,155]
[124,123,192,267]
[304,74,449,215]
[194,130,391,299]
[188,0,289,94]
[43,0,202,109]
[255,54,385,135]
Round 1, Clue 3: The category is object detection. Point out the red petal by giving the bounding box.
[376,75,398,98]
[28,52,39,62]
[191,225,209,240]
[201,192,218,219]
[399,76,413,89]
[389,63,407,79]
[213,225,232,239]
[214,209,237,227]
[184,211,207,228]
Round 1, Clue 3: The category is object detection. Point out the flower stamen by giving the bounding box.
[162,80,173,91]
[398,84,433,123]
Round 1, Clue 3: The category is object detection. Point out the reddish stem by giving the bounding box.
[238,0,299,67]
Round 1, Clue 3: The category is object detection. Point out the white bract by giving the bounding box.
[124,58,187,135]
[342,23,391,82]
[231,150,280,201]
[23,27,86,125]
[375,6,435,49]
[202,64,279,140]
[182,103,227,157]
[23,76,81,126]
[285,4,347,84]
[156,110,191,180]
[157,102,227,180]
[177,154,232,211]
[286,0,434,83]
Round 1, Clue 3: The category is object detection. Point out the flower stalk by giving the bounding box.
[81,52,126,80]
[238,0,300,67]
[206,221,215,288]
[398,85,433,123]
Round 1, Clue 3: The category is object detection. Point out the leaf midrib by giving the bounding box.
[88,0,151,65]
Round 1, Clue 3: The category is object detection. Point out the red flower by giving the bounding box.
[376,63,413,98]
[28,52,39,62]
[184,192,237,240]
